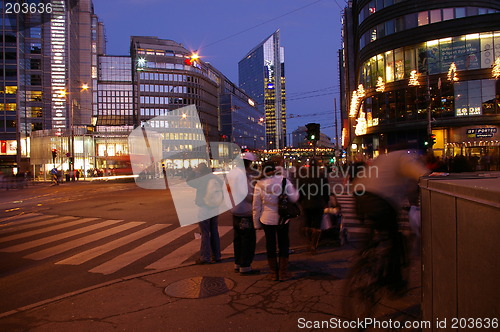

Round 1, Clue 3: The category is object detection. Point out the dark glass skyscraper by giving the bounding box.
[239,30,286,150]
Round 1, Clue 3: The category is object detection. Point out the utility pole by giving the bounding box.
[334,98,339,149]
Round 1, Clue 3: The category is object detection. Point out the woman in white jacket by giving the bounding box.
[253,161,299,281]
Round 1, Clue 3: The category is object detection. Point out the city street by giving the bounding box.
[0,181,234,313]
[0,180,425,331]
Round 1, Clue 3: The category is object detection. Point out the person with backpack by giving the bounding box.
[253,160,299,281]
[187,162,223,264]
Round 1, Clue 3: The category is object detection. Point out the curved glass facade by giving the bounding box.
[359,31,500,88]
[360,7,499,49]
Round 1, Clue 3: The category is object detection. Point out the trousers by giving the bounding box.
[233,215,256,268]
[263,223,290,259]
[198,216,221,262]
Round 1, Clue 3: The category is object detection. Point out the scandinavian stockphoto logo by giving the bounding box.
[127,105,247,226]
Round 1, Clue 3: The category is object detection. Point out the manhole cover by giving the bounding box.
[164,277,234,299]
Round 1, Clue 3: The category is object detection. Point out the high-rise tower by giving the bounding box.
[239,30,286,150]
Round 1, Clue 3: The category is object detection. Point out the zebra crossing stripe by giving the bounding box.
[220,229,265,258]
[0,213,45,226]
[25,221,142,260]
[89,224,198,275]
[0,216,88,243]
[145,225,233,271]
[0,216,76,233]
[56,224,169,266]
[0,218,108,253]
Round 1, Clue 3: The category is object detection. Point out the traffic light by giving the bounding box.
[51,149,57,163]
[429,134,436,147]
[305,123,320,142]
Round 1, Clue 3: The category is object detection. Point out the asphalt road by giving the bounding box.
[0,180,231,314]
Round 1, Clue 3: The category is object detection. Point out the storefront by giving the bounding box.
[445,125,499,171]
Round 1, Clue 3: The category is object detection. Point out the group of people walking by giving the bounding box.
[187,152,340,281]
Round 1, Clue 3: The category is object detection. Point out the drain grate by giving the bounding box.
[164,276,234,299]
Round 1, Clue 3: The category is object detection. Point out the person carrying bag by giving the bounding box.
[253,161,299,281]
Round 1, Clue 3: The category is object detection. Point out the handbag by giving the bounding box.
[278,177,300,223]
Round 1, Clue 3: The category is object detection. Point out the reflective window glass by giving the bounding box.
[405,13,417,29]
[430,9,442,23]
[443,8,454,20]
[385,19,395,35]
[455,8,466,18]
[418,11,429,26]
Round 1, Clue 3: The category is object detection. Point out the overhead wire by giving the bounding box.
[203,0,323,49]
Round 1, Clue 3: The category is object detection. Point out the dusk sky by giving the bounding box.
[93,0,345,142]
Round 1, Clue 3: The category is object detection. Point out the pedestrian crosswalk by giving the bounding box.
[0,213,264,276]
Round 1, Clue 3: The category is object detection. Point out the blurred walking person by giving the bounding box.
[253,161,299,281]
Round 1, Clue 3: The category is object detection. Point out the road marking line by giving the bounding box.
[0,215,75,233]
[56,224,169,266]
[89,224,198,275]
[0,218,109,252]
[25,221,141,260]
[0,213,43,224]
[0,217,87,243]
[145,225,233,270]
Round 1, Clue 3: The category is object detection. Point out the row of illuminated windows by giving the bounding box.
[139,84,198,94]
[97,90,132,97]
[99,103,133,110]
[136,49,186,57]
[360,7,499,49]
[162,133,205,141]
[358,79,498,127]
[139,96,197,105]
[138,72,199,83]
[0,103,16,111]
[97,85,132,91]
[0,86,17,94]
[98,96,133,104]
[97,109,133,116]
[359,31,500,89]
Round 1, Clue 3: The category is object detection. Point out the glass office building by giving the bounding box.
[219,75,265,150]
[0,0,105,176]
[239,30,286,150]
[341,0,500,169]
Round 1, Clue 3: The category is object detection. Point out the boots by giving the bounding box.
[267,258,278,281]
[278,257,292,281]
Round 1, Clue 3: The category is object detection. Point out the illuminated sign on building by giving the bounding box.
[466,127,497,138]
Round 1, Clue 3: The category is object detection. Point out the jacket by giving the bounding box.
[252,175,299,227]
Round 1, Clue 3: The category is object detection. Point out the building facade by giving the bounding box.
[239,30,286,150]
[218,73,265,150]
[130,37,220,142]
[1,0,105,176]
[342,0,500,169]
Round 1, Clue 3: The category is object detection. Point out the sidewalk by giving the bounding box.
[0,242,422,331]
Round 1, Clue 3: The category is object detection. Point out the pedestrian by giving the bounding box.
[50,167,59,185]
[297,160,330,254]
[227,152,260,275]
[253,160,299,281]
[187,162,222,264]
[353,149,430,294]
